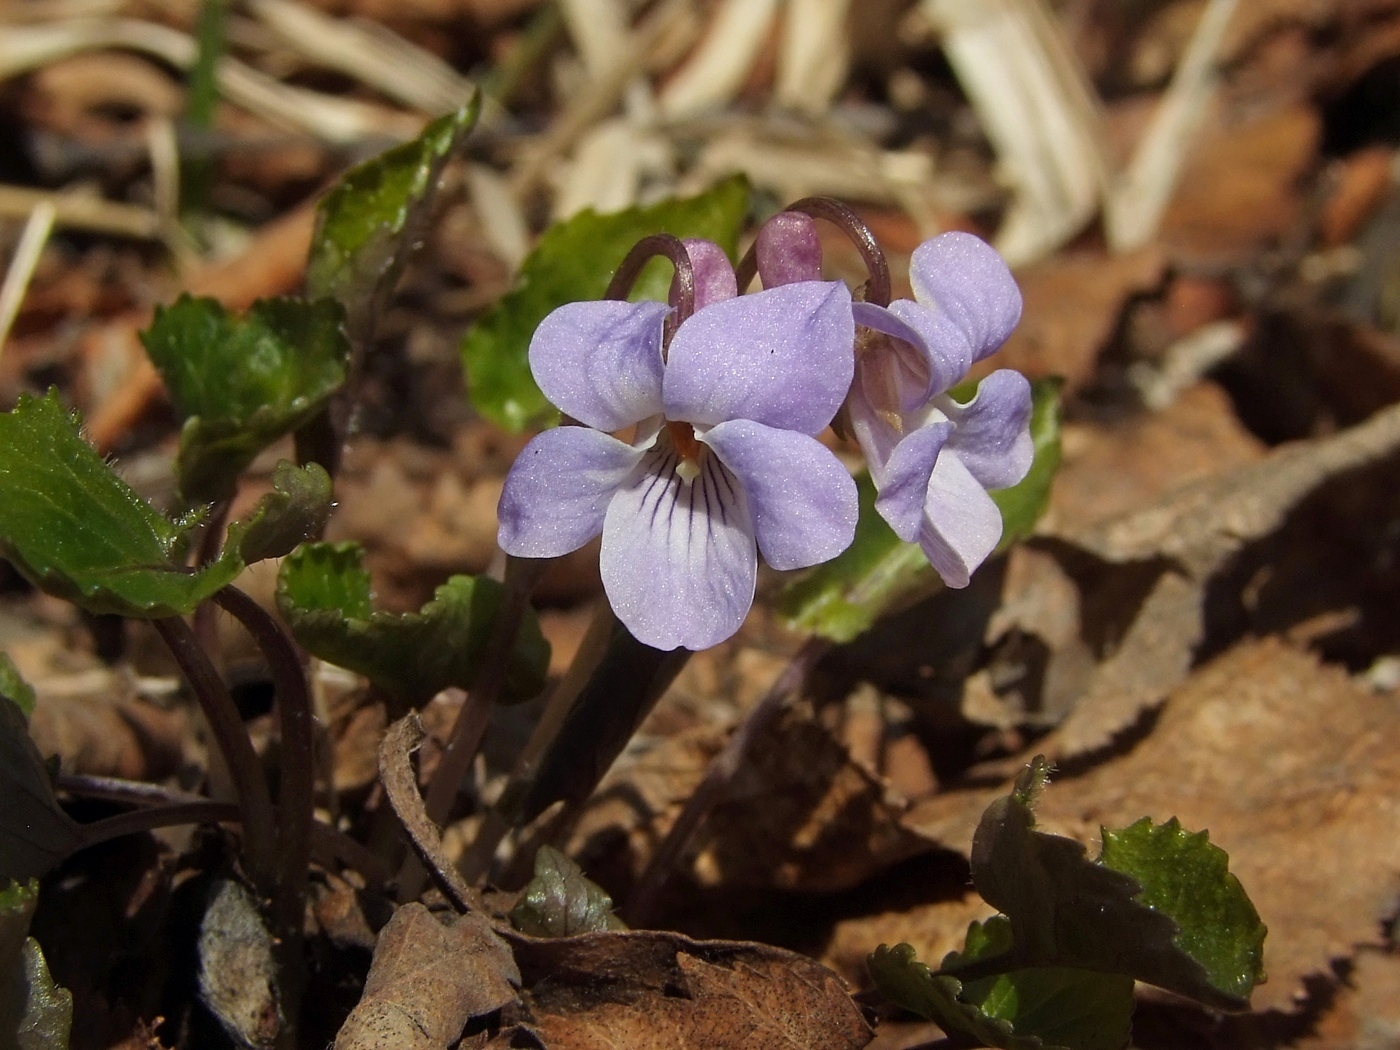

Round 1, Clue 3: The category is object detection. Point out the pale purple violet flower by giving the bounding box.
[497,239,859,651]
[758,218,1033,588]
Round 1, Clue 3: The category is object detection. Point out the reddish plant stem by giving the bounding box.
[212,585,316,939]
[422,555,548,828]
[153,614,277,890]
[625,637,830,925]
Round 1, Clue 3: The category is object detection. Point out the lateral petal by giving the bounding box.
[944,369,1034,490]
[528,299,668,432]
[497,426,645,558]
[702,420,857,570]
[600,445,757,650]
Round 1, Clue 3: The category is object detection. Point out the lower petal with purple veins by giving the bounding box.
[497,426,645,558]
[599,444,757,651]
[701,419,857,570]
[917,451,1003,589]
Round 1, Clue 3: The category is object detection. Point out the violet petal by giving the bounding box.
[702,419,857,569]
[872,421,953,542]
[944,369,1034,490]
[909,232,1022,362]
[918,451,1003,588]
[664,281,854,434]
[529,299,668,431]
[497,426,646,558]
[599,444,757,650]
[854,299,972,400]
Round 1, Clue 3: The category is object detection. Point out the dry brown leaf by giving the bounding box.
[334,903,520,1050]
[1155,100,1319,264]
[910,638,1400,1013]
[992,248,1165,394]
[1043,397,1400,757]
[1296,949,1400,1049]
[510,929,872,1050]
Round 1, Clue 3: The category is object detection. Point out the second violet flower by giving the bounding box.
[497,240,858,651]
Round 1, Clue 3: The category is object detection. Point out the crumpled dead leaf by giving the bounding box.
[1042,397,1400,758]
[334,903,520,1050]
[506,928,872,1050]
[910,637,1400,1013]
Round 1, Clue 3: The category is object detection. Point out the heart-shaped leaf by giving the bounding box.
[0,881,72,1050]
[307,97,481,339]
[510,846,626,938]
[276,542,549,707]
[231,461,333,564]
[141,296,350,503]
[0,391,242,617]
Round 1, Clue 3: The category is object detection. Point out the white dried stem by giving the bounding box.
[1105,0,1239,251]
[558,0,632,82]
[0,183,159,239]
[0,19,421,142]
[248,0,474,114]
[775,0,852,115]
[658,0,780,119]
[465,164,531,273]
[923,0,1107,265]
[0,199,56,356]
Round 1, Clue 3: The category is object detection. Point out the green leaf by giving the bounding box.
[1099,818,1267,1004]
[306,98,481,337]
[462,175,751,432]
[509,845,626,937]
[0,881,73,1050]
[970,757,1265,1010]
[231,461,333,564]
[141,296,350,503]
[0,699,81,883]
[0,391,242,618]
[870,931,1132,1050]
[276,542,550,707]
[0,656,35,720]
[778,377,1062,642]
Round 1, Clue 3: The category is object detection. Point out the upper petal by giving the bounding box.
[918,451,1003,588]
[872,421,953,542]
[664,281,854,434]
[854,299,971,401]
[944,369,1034,490]
[528,299,668,432]
[908,232,1021,363]
[599,443,757,650]
[702,419,857,570]
[497,426,645,558]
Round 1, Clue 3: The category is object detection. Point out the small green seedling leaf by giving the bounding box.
[0,655,35,719]
[509,845,626,938]
[141,295,350,503]
[0,690,81,883]
[307,97,481,338]
[0,392,242,617]
[778,377,1061,642]
[463,175,750,432]
[970,757,1265,1010]
[231,461,333,564]
[276,542,549,707]
[870,920,1133,1050]
[0,880,73,1050]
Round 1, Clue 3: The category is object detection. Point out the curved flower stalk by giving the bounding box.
[497,238,859,651]
[757,216,1033,588]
